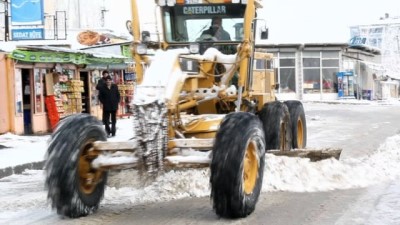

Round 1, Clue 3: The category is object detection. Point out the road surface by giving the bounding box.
[1,101,400,225]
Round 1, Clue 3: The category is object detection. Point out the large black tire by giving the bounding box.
[45,114,108,218]
[211,112,265,218]
[284,100,307,148]
[258,101,292,151]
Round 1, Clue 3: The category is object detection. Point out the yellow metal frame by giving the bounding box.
[129,0,276,151]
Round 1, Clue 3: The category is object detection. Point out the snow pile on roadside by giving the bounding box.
[264,134,400,192]
[101,134,400,205]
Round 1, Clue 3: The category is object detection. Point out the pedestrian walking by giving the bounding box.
[98,75,120,137]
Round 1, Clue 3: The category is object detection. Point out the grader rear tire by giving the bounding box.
[258,101,292,151]
[211,112,265,218]
[45,114,108,218]
[284,100,307,149]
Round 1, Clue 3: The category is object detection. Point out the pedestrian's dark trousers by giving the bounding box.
[102,110,117,135]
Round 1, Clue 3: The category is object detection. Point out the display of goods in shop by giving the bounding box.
[44,96,60,130]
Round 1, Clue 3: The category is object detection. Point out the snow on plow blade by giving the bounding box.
[92,139,341,169]
[268,148,342,162]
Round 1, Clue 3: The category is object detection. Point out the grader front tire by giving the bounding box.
[211,112,265,218]
[45,114,108,218]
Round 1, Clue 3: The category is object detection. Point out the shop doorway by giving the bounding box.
[80,71,90,113]
[21,69,33,134]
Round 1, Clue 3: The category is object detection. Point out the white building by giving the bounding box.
[0,0,133,50]
[350,14,400,79]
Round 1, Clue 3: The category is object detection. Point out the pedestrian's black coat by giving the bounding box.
[98,84,120,111]
[96,78,106,90]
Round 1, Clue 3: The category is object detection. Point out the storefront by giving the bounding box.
[81,42,136,118]
[0,46,128,135]
[256,43,382,101]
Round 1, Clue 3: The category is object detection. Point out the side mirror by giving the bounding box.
[141,31,151,42]
[260,26,268,40]
[126,20,133,35]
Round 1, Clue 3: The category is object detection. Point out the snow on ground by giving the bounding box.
[0,134,48,168]
[1,100,400,223]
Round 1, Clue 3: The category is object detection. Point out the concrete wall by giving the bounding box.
[0,54,10,134]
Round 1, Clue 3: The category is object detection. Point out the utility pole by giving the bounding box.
[4,0,9,41]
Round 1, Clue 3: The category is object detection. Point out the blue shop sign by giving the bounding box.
[11,28,44,40]
[349,36,367,46]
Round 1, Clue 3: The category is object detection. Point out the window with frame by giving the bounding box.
[303,51,339,93]
[322,51,339,93]
[161,4,245,43]
[276,52,296,93]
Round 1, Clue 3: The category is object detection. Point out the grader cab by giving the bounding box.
[45,0,341,219]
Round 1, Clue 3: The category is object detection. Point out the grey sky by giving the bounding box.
[259,0,400,43]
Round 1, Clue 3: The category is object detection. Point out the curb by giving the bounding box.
[0,161,45,179]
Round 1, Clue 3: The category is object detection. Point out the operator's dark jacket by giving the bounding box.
[98,84,120,111]
[201,27,231,40]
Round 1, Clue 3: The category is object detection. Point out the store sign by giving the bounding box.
[10,49,87,64]
[349,36,367,46]
[11,0,44,25]
[11,28,44,40]
[9,49,127,65]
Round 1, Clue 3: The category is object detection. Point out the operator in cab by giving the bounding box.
[200,16,231,41]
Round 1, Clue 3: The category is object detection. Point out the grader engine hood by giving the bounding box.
[133,47,238,107]
[134,49,188,106]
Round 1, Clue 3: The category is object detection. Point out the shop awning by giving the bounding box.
[8,45,128,65]
[85,63,128,70]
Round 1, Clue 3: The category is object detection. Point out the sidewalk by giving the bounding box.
[0,133,48,179]
[0,117,133,179]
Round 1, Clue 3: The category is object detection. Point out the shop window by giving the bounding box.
[254,59,273,70]
[303,58,320,67]
[322,68,339,93]
[280,68,296,93]
[279,52,295,58]
[275,52,296,94]
[303,50,339,94]
[303,69,320,93]
[322,51,339,58]
[303,51,320,57]
[322,59,339,67]
[280,58,295,67]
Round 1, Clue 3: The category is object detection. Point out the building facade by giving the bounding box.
[0,46,128,135]
[257,43,382,101]
[350,15,400,79]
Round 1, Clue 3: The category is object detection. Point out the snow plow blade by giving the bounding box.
[268,148,342,162]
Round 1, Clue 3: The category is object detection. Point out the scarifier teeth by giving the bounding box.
[132,101,167,177]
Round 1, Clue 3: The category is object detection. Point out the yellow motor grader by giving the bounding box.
[45,0,340,219]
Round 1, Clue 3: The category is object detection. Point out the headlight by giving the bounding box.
[189,43,199,54]
[157,0,166,6]
[167,0,176,6]
[136,44,147,55]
